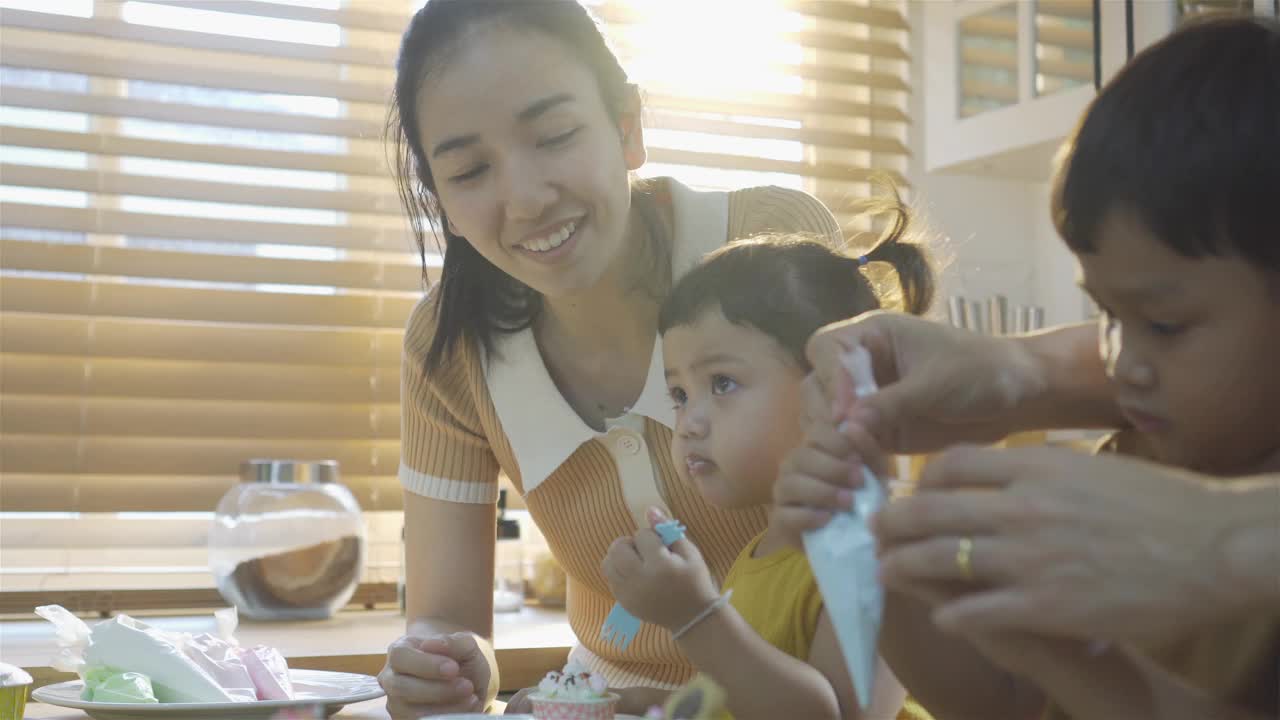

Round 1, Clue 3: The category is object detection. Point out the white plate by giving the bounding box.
[31,668,384,720]
[437,716,649,719]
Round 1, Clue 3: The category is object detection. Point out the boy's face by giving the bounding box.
[1077,211,1280,475]
[663,307,806,509]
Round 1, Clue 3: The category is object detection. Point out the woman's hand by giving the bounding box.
[874,445,1253,647]
[602,509,719,632]
[379,632,493,718]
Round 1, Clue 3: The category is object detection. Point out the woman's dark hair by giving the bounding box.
[1052,16,1280,271]
[389,0,670,371]
[658,186,934,369]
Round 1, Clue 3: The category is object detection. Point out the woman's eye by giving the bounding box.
[539,127,581,148]
[449,164,488,183]
[710,375,738,395]
[1148,321,1183,337]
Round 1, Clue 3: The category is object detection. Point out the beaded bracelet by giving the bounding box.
[671,590,734,640]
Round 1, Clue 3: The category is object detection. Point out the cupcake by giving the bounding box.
[0,663,32,720]
[529,661,618,720]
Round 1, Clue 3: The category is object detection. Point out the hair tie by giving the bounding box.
[857,255,870,267]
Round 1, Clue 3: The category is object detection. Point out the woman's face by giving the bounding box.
[417,23,645,299]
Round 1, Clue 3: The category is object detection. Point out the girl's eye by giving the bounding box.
[668,386,687,408]
[711,375,738,395]
[539,127,581,148]
[1148,321,1183,337]
[449,164,488,183]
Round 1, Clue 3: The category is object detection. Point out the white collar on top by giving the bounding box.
[484,177,729,494]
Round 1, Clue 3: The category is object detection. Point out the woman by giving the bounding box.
[378,2,846,717]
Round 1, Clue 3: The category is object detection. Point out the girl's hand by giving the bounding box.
[774,416,890,548]
[602,509,719,631]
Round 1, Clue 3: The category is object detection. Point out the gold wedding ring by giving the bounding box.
[956,537,975,582]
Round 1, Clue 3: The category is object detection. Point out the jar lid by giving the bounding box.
[240,459,339,484]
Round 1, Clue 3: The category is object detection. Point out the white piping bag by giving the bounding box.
[802,344,886,709]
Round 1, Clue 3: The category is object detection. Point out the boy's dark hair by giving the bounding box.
[1052,16,1280,271]
[658,187,934,369]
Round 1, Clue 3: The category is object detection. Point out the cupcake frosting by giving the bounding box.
[535,661,608,700]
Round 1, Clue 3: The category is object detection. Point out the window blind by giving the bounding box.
[1,0,911,520]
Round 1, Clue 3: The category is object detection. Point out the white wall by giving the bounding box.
[905,1,1089,327]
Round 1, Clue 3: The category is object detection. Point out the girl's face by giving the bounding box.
[1077,210,1280,475]
[417,23,645,299]
[663,307,806,509]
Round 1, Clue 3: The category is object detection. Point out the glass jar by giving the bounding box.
[209,460,365,620]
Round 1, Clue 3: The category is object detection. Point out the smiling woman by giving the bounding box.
[378,1,917,717]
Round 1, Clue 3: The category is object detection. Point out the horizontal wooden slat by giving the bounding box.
[0,202,410,252]
[0,84,384,142]
[965,14,1093,51]
[1,434,399,475]
[149,0,409,34]
[961,79,1019,104]
[781,0,910,29]
[648,111,907,156]
[1,274,418,329]
[0,30,392,105]
[0,312,404,366]
[3,27,910,126]
[1036,0,1094,20]
[0,8,396,71]
[152,0,910,35]
[0,583,399,616]
[1,58,906,137]
[3,394,400,439]
[649,147,908,187]
[1035,57,1093,82]
[0,473,404,513]
[0,238,427,294]
[1,353,399,404]
[0,124,386,179]
[648,91,908,124]
[0,163,403,216]
[594,3,910,57]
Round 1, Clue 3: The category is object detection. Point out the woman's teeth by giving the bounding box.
[523,221,576,253]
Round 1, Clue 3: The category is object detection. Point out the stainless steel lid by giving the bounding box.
[240,459,340,484]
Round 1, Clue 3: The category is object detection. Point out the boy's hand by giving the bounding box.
[602,509,719,631]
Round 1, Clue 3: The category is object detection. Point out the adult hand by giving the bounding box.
[804,311,1049,454]
[874,445,1249,647]
[379,631,492,718]
[602,508,719,631]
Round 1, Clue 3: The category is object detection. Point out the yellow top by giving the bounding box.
[722,532,824,660]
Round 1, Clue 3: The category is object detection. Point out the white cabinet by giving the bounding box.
[921,0,1276,181]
